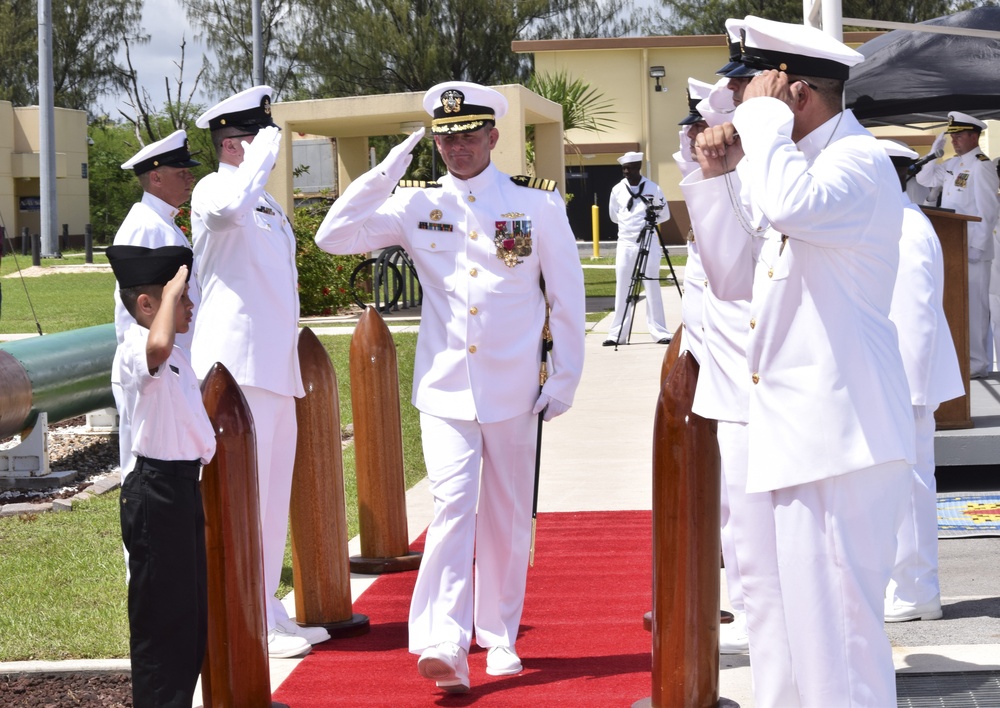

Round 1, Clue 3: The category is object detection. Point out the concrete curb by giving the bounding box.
[0,472,120,518]
[0,659,131,676]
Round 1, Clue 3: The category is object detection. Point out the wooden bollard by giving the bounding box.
[642,352,721,708]
[290,327,370,637]
[200,363,271,708]
[660,323,685,386]
[348,307,422,574]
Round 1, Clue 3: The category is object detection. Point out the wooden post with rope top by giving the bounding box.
[289,327,370,636]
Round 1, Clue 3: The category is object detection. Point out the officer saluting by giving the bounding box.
[916,111,999,378]
[316,81,585,694]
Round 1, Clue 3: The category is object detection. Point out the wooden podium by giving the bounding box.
[922,207,978,430]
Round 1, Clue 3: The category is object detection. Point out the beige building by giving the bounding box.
[0,102,90,247]
[512,32,889,243]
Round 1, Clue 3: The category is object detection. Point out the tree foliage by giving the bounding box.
[180,0,640,101]
[0,0,144,110]
[181,0,302,98]
[657,0,972,35]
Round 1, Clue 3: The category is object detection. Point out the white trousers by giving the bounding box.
[746,462,907,708]
[607,236,671,342]
[718,421,746,614]
[887,405,940,607]
[969,258,991,376]
[990,292,1000,371]
[242,386,298,631]
[408,411,537,654]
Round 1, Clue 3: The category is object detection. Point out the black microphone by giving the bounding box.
[906,151,941,176]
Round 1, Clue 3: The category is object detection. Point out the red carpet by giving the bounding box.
[274,510,653,706]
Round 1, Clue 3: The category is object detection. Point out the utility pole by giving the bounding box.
[252,0,264,86]
[38,0,58,257]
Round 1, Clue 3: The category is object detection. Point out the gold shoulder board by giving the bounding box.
[396,180,442,189]
[977,153,991,162]
[510,175,557,192]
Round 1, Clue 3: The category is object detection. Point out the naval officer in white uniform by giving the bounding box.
[916,111,999,377]
[190,86,329,659]
[683,16,915,706]
[111,130,202,483]
[881,140,964,623]
[315,81,585,694]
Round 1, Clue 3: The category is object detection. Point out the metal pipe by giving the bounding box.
[0,324,116,438]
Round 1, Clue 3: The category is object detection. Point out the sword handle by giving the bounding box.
[529,517,537,567]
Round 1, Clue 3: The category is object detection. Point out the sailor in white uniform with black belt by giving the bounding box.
[682,16,916,707]
[315,81,585,694]
[190,86,329,659]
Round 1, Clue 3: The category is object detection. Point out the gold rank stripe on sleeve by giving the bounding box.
[395,180,442,189]
[510,175,558,192]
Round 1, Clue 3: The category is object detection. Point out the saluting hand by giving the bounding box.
[743,70,798,107]
[694,123,743,179]
[379,127,426,183]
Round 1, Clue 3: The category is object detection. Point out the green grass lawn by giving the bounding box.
[0,244,676,660]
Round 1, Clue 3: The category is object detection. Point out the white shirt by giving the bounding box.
[112,192,200,348]
[315,162,585,424]
[917,147,999,258]
[609,177,669,241]
[890,198,964,409]
[190,158,304,398]
[681,99,915,493]
[116,323,216,473]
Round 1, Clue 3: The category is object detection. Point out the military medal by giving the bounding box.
[494,218,532,268]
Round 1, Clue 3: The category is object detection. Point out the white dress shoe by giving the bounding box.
[277,619,331,645]
[417,641,469,693]
[486,645,523,676]
[719,612,749,655]
[267,627,312,659]
[884,595,943,622]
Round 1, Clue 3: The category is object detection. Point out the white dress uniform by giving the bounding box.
[917,145,999,376]
[681,87,916,707]
[887,197,964,611]
[316,156,585,655]
[606,176,672,343]
[190,114,304,633]
[110,130,202,483]
[674,148,707,364]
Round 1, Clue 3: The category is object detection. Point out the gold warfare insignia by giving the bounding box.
[495,219,532,268]
[430,209,443,221]
[501,212,525,219]
[441,90,464,114]
[263,97,271,115]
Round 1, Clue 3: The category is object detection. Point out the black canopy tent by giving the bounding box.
[846,7,1000,128]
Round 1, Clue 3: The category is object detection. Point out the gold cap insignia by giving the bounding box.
[263,97,271,115]
[441,90,464,115]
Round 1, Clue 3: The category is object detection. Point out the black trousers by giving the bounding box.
[120,456,207,708]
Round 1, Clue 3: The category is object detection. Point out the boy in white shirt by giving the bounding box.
[107,245,216,708]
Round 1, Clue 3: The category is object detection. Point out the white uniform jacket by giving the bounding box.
[674,151,706,364]
[117,323,216,465]
[890,199,964,409]
[917,147,999,259]
[315,162,585,424]
[609,177,669,241]
[112,192,200,349]
[190,161,304,398]
[680,99,915,493]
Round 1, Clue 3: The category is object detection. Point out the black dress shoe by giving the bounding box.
[657,338,671,344]
[602,339,616,347]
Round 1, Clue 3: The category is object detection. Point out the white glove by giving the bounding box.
[532,392,571,422]
[931,131,946,158]
[970,246,985,263]
[379,127,426,183]
[241,125,281,170]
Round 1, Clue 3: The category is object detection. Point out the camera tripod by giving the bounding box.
[610,212,682,350]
